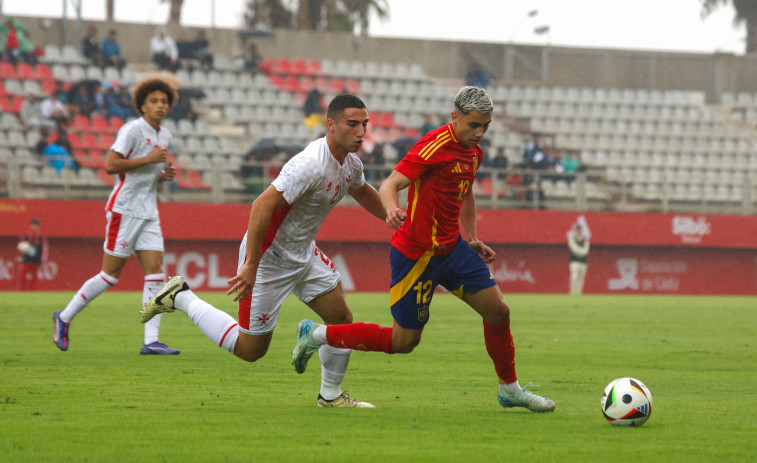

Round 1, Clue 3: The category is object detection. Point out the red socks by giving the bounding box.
[326,323,394,354]
[483,319,517,384]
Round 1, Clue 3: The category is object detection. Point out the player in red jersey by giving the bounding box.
[293,86,555,412]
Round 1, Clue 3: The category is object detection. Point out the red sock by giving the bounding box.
[326,323,394,354]
[483,319,517,384]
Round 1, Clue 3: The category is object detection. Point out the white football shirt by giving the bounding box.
[105,117,171,219]
[258,137,366,266]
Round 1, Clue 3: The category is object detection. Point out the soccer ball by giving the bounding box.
[600,377,653,427]
[17,241,32,256]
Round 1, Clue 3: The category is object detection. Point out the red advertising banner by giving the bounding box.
[1,199,756,294]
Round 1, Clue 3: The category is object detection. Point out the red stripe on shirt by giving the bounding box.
[105,172,127,211]
[261,205,292,254]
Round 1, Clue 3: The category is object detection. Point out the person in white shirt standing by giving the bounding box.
[567,216,591,295]
[150,27,180,72]
[53,77,180,355]
[140,95,387,407]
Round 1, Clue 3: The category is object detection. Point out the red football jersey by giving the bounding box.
[391,124,483,259]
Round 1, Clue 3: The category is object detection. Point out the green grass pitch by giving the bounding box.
[1,291,755,462]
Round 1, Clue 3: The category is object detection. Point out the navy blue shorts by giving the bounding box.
[389,235,497,329]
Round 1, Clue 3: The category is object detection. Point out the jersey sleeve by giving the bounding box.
[110,123,136,156]
[348,155,366,190]
[394,146,436,182]
[272,155,321,205]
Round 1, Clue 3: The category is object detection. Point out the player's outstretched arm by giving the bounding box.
[461,186,496,264]
[227,185,289,301]
[379,170,411,229]
[348,183,386,221]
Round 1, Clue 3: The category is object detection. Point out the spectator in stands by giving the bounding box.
[464,62,490,89]
[193,30,213,72]
[105,82,136,120]
[70,85,97,117]
[34,127,50,155]
[53,81,69,105]
[150,27,180,72]
[303,88,326,130]
[42,137,78,175]
[81,26,104,67]
[39,91,69,128]
[363,143,386,189]
[101,29,126,71]
[0,18,21,62]
[419,114,436,134]
[0,17,36,64]
[491,147,509,170]
[176,32,196,70]
[561,150,582,183]
[243,43,263,76]
[20,93,53,130]
[167,91,196,122]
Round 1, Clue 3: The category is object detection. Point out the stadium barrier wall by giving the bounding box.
[1,199,756,295]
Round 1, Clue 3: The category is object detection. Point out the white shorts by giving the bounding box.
[237,242,340,335]
[103,211,164,258]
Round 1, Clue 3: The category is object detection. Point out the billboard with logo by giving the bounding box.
[1,200,756,294]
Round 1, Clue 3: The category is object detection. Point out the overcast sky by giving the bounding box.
[0,0,747,54]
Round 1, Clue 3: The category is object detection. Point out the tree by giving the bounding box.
[244,0,389,34]
[701,0,757,53]
[345,0,389,36]
[168,0,185,26]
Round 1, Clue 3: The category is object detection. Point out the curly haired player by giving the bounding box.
[53,76,180,355]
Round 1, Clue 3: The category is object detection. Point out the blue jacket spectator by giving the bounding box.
[464,62,490,89]
[101,29,126,70]
[42,143,78,175]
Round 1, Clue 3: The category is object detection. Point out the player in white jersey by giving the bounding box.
[140,95,386,407]
[53,77,181,355]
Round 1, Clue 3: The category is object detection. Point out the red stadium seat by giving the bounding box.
[314,76,330,92]
[108,116,125,132]
[268,74,284,90]
[90,115,109,133]
[282,75,301,93]
[0,62,17,79]
[97,168,115,186]
[273,57,291,75]
[0,81,9,97]
[291,59,308,76]
[299,76,315,93]
[257,57,274,75]
[98,133,115,150]
[374,112,397,128]
[306,59,321,76]
[329,77,345,93]
[10,96,24,113]
[16,63,34,80]
[41,80,57,94]
[79,133,99,150]
[345,79,360,94]
[35,64,54,81]
[186,170,211,189]
[86,150,106,167]
[0,96,12,113]
[72,114,90,133]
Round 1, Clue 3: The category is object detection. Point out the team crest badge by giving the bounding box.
[417,306,429,324]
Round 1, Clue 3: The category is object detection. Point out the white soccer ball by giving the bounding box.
[17,241,32,256]
[600,377,653,427]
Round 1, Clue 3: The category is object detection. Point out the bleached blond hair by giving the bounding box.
[454,86,493,115]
